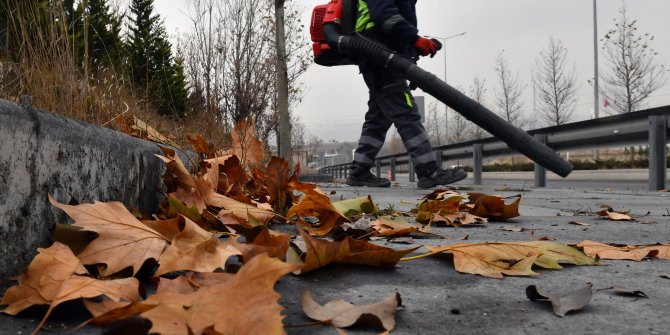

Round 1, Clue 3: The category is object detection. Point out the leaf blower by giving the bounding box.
[309,0,574,178]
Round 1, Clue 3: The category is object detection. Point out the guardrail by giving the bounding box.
[319,105,670,190]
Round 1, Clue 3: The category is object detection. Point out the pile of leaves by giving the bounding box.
[2,122,663,334]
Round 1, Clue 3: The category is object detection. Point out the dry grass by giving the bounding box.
[0,2,230,150]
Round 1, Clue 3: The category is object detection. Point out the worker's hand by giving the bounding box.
[414,37,442,57]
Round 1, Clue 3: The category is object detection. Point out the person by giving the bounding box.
[345,0,467,189]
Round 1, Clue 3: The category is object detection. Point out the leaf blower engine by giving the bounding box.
[310,0,357,66]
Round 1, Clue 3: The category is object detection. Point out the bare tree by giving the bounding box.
[424,101,445,146]
[493,51,526,128]
[180,0,310,147]
[601,5,667,114]
[469,75,490,139]
[533,37,578,126]
[448,85,471,143]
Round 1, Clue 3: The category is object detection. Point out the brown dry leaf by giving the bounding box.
[229,119,265,166]
[469,194,521,221]
[421,241,597,279]
[230,228,291,262]
[49,196,169,276]
[209,192,276,225]
[301,290,402,331]
[371,217,424,237]
[596,206,633,221]
[287,181,348,236]
[296,230,418,274]
[500,225,524,232]
[91,254,299,335]
[416,194,464,223]
[0,243,140,332]
[186,134,216,159]
[426,243,540,279]
[661,273,670,279]
[526,283,593,317]
[251,156,296,213]
[569,221,591,227]
[156,272,234,295]
[576,240,670,261]
[432,212,487,227]
[155,217,241,276]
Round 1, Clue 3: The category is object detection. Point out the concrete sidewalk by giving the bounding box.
[2,182,669,334]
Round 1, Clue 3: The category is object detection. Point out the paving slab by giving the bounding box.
[1,182,669,335]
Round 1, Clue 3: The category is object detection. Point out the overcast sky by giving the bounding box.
[153,0,670,142]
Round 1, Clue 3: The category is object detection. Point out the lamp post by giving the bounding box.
[429,32,467,146]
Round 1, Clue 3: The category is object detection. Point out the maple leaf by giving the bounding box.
[332,195,379,218]
[156,272,235,294]
[302,290,402,331]
[295,230,418,274]
[186,134,217,159]
[229,119,265,166]
[49,196,169,276]
[209,192,276,225]
[576,240,670,261]
[417,241,597,279]
[154,217,241,276]
[416,193,464,223]
[88,254,300,335]
[370,217,428,238]
[0,243,140,333]
[527,284,593,317]
[230,228,291,263]
[432,212,487,227]
[251,156,296,213]
[287,181,349,235]
[468,193,521,221]
[596,206,633,221]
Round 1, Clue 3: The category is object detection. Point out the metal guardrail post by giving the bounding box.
[390,157,396,181]
[376,159,381,177]
[648,115,667,191]
[534,134,547,187]
[339,165,345,179]
[435,150,443,169]
[473,143,483,185]
[409,159,415,182]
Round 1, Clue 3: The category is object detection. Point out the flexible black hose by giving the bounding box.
[324,24,573,177]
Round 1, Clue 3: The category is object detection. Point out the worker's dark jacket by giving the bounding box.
[356,0,419,54]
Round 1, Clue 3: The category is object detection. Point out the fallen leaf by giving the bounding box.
[296,231,417,274]
[0,243,140,332]
[500,225,524,232]
[576,240,670,261]
[425,243,540,279]
[287,182,348,236]
[371,217,423,237]
[569,221,591,227]
[210,192,275,225]
[526,283,593,317]
[596,287,648,298]
[301,290,402,331]
[416,241,597,279]
[230,228,291,262]
[251,156,295,213]
[416,194,464,223]
[662,273,670,279]
[596,206,633,221]
[49,196,169,276]
[469,194,521,221]
[154,217,240,276]
[432,212,487,227]
[228,119,265,166]
[156,272,234,294]
[88,254,299,335]
[332,195,378,218]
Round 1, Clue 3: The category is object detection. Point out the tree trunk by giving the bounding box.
[275,0,292,167]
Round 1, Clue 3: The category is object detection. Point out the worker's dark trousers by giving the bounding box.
[350,61,438,178]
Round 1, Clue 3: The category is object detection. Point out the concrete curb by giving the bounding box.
[0,99,169,286]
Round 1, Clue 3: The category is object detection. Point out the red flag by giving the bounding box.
[603,98,610,108]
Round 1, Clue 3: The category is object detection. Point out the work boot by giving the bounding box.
[417,168,467,189]
[346,170,391,187]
